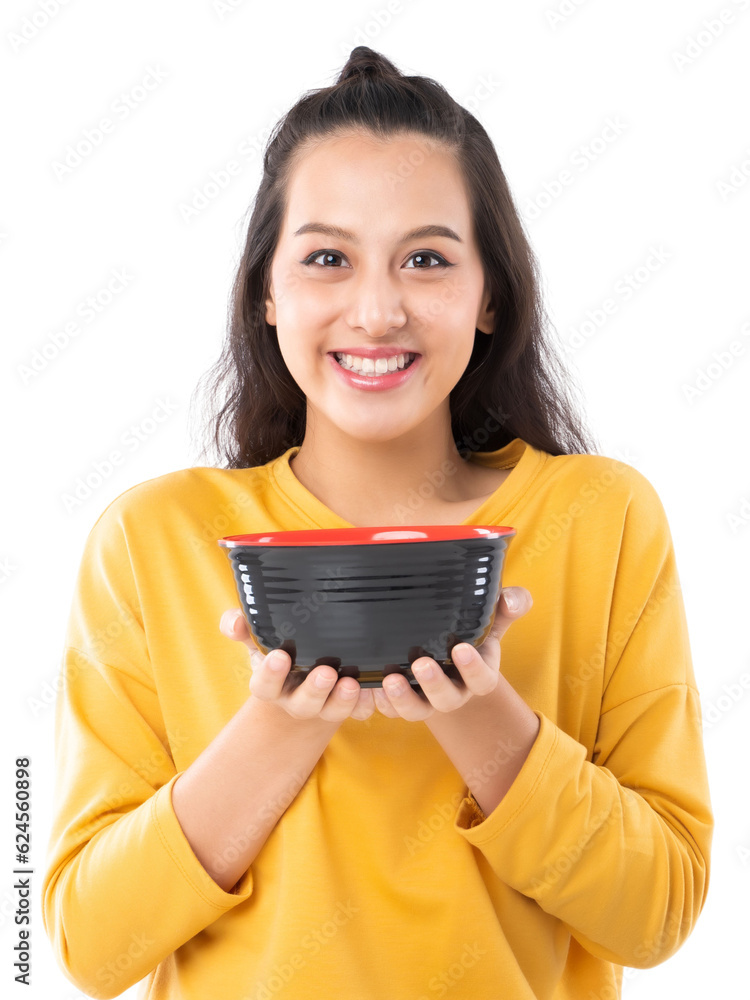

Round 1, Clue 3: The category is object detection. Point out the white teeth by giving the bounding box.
[334,352,416,375]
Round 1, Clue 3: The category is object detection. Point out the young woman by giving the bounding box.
[42,47,713,999]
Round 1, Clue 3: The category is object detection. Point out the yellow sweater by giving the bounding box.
[41,438,713,999]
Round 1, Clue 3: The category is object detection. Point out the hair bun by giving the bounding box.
[337,46,400,83]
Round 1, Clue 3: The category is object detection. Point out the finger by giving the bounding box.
[349,687,377,721]
[447,643,501,697]
[319,682,377,722]
[219,608,244,637]
[221,610,274,688]
[381,669,437,721]
[221,610,370,721]
[290,669,377,722]
[220,609,259,650]
[486,587,533,643]
[250,662,334,718]
[318,667,361,722]
[372,685,400,718]
[407,658,470,713]
[247,646,293,701]
[284,665,364,720]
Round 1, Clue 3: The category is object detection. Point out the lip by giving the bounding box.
[328,350,421,391]
[329,347,419,359]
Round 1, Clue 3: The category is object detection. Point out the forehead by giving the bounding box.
[282,131,473,239]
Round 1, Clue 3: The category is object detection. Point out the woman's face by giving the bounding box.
[265,130,495,445]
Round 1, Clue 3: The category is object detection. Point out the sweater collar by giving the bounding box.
[266,437,546,529]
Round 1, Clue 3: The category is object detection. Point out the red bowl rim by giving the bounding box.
[218,525,515,547]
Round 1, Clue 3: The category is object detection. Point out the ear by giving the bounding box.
[476,283,495,335]
[265,285,277,327]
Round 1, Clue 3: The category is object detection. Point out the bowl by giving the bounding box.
[218,525,515,693]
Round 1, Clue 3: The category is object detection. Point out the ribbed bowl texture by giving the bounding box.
[221,529,514,690]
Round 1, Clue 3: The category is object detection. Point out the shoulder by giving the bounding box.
[84,465,270,542]
[87,467,219,520]
[539,449,668,518]
[522,447,674,554]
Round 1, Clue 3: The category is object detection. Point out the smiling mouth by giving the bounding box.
[332,352,417,375]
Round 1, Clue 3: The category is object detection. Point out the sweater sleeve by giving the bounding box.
[40,501,254,999]
[453,470,713,969]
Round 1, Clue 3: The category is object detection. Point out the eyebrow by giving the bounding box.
[293,222,463,245]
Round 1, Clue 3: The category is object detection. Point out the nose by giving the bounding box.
[344,267,408,339]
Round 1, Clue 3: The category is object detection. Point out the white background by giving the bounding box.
[1,0,748,996]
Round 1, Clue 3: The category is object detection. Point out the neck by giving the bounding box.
[289,410,482,527]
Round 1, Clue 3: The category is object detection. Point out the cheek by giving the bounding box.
[278,268,331,309]
[276,342,310,386]
[277,288,336,351]
[439,312,479,363]
[275,337,327,400]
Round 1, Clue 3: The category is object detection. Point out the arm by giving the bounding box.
[171,695,337,893]
[422,649,541,815]
[40,502,336,998]
[427,475,713,969]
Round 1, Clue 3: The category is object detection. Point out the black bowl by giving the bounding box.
[218,525,515,692]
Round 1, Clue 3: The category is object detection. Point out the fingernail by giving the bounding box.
[267,650,286,671]
[414,661,435,679]
[452,644,473,666]
[504,590,518,613]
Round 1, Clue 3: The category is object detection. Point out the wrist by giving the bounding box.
[243,692,342,742]
[423,675,541,816]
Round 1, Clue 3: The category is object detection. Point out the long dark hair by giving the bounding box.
[189,46,601,468]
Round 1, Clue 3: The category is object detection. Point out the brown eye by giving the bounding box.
[301,249,452,269]
[303,251,347,267]
[405,251,448,269]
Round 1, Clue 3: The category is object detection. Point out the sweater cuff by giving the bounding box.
[454,710,559,840]
[456,791,488,829]
[152,773,254,906]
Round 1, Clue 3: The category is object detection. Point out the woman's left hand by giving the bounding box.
[373,587,532,721]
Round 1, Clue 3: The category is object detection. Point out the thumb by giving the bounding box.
[487,587,533,639]
[219,609,264,656]
[501,586,532,617]
[219,608,247,638]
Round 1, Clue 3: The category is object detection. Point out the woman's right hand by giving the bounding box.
[220,609,376,722]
